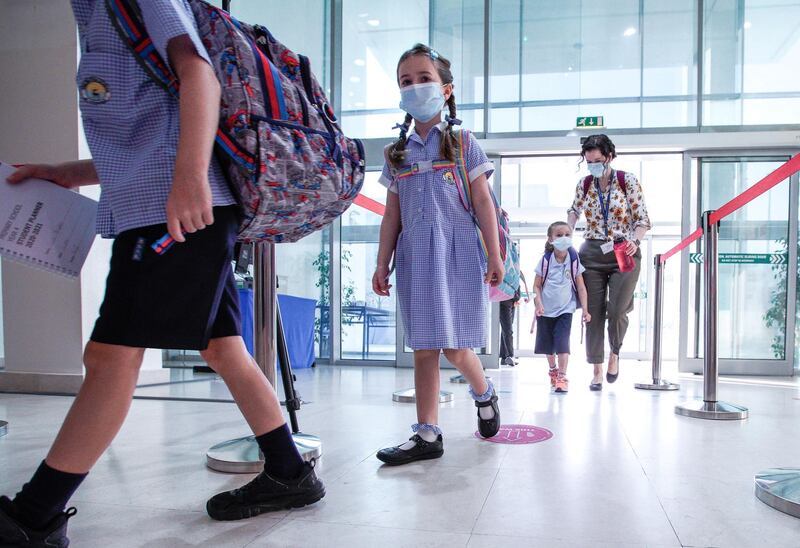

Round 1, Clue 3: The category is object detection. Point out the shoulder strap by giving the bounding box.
[616,170,627,199]
[581,175,593,199]
[540,251,552,289]
[567,247,579,292]
[454,129,472,212]
[104,0,179,96]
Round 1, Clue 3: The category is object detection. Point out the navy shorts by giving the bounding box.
[534,313,573,355]
[90,206,242,351]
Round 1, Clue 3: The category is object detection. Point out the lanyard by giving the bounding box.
[595,176,612,240]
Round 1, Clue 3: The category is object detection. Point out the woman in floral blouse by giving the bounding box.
[567,135,651,390]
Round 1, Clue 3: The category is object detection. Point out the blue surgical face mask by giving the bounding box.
[553,236,572,251]
[399,83,445,123]
[587,161,606,178]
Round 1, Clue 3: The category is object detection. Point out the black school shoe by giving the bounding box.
[476,394,501,438]
[207,461,325,521]
[376,435,444,465]
[0,496,75,548]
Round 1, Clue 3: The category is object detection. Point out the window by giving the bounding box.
[703,0,800,126]
[490,0,697,132]
[340,173,396,360]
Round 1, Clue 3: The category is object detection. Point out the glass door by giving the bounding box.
[680,153,798,375]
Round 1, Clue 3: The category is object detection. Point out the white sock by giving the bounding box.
[479,405,495,420]
[400,425,440,449]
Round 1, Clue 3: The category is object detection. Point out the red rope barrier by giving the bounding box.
[660,153,800,264]
[709,154,800,225]
[353,193,386,216]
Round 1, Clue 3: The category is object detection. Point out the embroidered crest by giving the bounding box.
[443,170,456,184]
[80,78,110,103]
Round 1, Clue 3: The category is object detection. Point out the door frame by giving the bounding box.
[678,149,799,376]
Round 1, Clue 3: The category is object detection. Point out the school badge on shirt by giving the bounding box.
[443,171,456,184]
[80,78,110,103]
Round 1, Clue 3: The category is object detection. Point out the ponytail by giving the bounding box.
[388,113,414,168]
[440,94,459,163]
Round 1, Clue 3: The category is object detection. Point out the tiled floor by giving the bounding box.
[2,360,800,547]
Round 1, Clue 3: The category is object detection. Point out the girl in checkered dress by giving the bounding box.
[372,44,505,465]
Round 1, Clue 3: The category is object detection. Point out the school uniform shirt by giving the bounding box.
[535,253,586,318]
[379,123,494,350]
[566,170,651,241]
[72,0,237,237]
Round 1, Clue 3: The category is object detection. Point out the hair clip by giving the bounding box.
[429,49,440,61]
[445,115,462,126]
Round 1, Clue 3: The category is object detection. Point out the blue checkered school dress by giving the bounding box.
[380,122,494,350]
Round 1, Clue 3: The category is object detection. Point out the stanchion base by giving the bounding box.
[755,468,800,519]
[392,388,454,403]
[675,400,748,420]
[635,379,680,391]
[0,420,7,438]
[206,433,322,474]
[450,374,491,384]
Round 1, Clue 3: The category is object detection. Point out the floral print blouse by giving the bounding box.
[567,170,651,241]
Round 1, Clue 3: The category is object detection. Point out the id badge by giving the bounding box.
[600,241,614,254]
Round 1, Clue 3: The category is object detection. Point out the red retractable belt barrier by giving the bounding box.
[660,153,800,264]
[353,193,386,217]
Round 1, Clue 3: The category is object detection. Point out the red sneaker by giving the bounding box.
[548,367,559,389]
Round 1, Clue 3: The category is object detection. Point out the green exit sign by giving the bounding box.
[576,116,604,128]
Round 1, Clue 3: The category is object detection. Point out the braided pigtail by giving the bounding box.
[388,113,413,168]
[440,94,460,163]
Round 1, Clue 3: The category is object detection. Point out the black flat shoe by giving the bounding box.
[589,382,603,391]
[476,394,501,438]
[606,371,619,383]
[376,435,444,465]
[0,496,76,548]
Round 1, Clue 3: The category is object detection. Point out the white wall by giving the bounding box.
[0,1,161,393]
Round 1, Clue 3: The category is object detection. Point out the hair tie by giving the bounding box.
[445,115,462,127]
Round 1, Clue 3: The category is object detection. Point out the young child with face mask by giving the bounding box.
[372,43,504,465]
[532,222,591,393]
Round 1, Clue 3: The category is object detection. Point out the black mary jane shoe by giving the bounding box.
[589,381,603,391]
[376,434,444,466]
[476,394,501,438]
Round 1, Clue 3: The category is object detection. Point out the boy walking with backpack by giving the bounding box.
[533,222,590,393]
[0,2,326,546]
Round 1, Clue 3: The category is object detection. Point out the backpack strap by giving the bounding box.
[567,247,579,293]
[540,251,552,290]
[581,170,628,200]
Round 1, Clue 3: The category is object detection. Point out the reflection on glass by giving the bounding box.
[690,158,790,360]
[0,261,4,365]
[340,173,396,360]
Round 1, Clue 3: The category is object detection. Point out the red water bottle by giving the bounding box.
[613,237,635,272]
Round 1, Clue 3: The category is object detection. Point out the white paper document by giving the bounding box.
[0,161,97,278]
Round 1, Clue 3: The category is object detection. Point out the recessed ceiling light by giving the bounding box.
[744,21,752,29]
[367,19,380,27]
[623,27,637,37]
[358,12,369,18]
[354,58,366,66]
[349,76,361,83]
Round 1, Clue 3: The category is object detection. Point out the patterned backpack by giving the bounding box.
[106,0,365,243]
[453,130,521,302]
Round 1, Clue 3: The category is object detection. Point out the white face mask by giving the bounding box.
[398,82,445,122]
[553,236,572,251]
[587,162,606,178]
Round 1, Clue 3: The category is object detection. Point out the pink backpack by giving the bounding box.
[106,0,365,243]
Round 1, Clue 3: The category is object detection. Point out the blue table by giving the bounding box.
[239,289,316,369]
